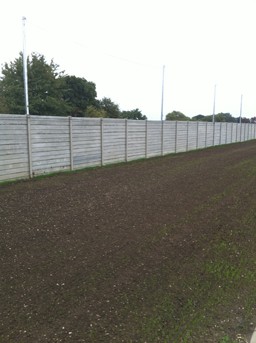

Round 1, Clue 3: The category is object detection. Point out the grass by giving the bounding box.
[81,182,256,342]
[84,160,256,342]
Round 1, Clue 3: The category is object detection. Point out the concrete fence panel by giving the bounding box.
[0,114,255,183]
[0,115,29,182]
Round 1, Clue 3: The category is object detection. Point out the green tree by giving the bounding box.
[219,112,237,122]
[84,105,106,118]
[201,114,226,122]
[0,96,9,114]
[63,76,99,117]
[192,114,205,121]
[0,52,70,116]
[121,108,147,120]
[99,97,121,118]
[165,111,190,121]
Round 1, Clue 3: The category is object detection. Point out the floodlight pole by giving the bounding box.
[240,94,243,124]
[22,16,29,114]
[212,84,216,123]
[161,65,165,121]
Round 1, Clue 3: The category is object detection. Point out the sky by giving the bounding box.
[0,0,256,120]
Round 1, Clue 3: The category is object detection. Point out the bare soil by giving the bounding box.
[1,141,256,343]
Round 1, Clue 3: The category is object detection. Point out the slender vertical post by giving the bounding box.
[161,120,164,156]
[196,121,199,149]
[22,17,29,114]
[161,65,165,121]
[244,123,246,141]
[205,122,208,148]
[125,119,128,162]
[225,123,228,144]
[69,116,73,171]
[186,121,189,151]
[247,123,249,141]
[101,118,104,166]
[27,115,33,178]
[219,122,222,145]
[240,94,243,123]
[212,84,216,123]
[145,120,148,158]
[240,123,242,142]
[254,124,256,139]
[175,121,178,153]
[231,123,233,143]
[213,122,215,146]
[236,123,238,142]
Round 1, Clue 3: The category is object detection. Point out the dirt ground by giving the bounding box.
[1,141,256,343]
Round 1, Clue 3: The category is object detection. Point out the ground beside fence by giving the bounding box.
[1,141,256,343]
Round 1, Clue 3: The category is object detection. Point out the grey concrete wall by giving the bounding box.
[0,114,255,183]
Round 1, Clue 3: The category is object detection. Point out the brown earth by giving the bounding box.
[1,141,256,343]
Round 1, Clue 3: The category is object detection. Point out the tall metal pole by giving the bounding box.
[212,84,216,123]
[240,94,243,124]
[22,16,29,114]
[161,65,165,121]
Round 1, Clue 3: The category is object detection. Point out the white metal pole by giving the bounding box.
[22,16,29,114]
[161,65,165,121]
[212,84,216,123]
[240,94,243,124]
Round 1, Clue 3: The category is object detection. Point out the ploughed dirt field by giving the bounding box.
[1,141,256,343]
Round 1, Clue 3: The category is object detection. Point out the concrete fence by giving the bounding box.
[0,114,255,183]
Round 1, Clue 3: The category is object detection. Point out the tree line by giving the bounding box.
[0,52,147,120]
[1,53,254,123]
[166,111,253,123]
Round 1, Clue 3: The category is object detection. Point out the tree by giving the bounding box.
[219,112,237,122]
[99,97,121,118]
[0,96,9,114]
[201,113,234,122]
[84,105,106,118]
[165,111,190,121]
[192,114,205,121]
[0,52,70,116]
[121,108,147,120]
[63,76,99,117]
[201,114,225,122]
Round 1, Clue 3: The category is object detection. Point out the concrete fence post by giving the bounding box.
[145,120,148,158]
[175,121,178,153]
[196,121,199,149]
[101,118,104,166]
[205,122,208,148]
[161,120,164,156]
[27,114,33,178]
[219,122,222,145]
[125,119,128,162]
[225,123,228,144]
[69,116,73,171]
[213,122,215,146]
[186,121,189,151]
[231,123,233,143]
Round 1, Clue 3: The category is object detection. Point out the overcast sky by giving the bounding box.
[1,0,256,120]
